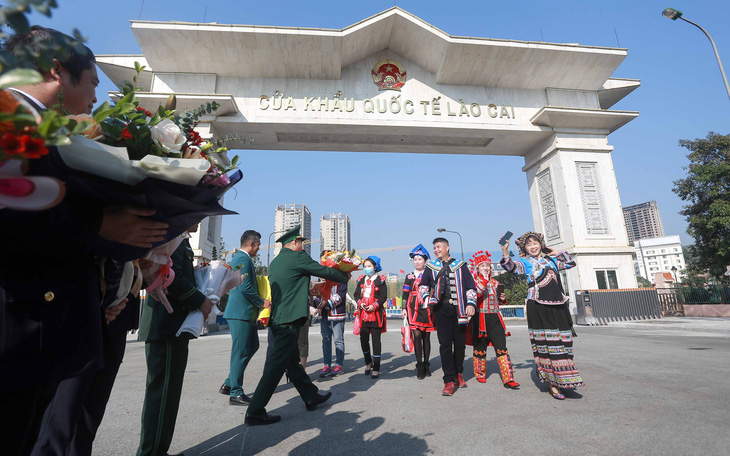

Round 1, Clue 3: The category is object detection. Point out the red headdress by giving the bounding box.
[469,250,492,275]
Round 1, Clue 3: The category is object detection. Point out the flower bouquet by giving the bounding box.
[138,233,189,314]
[176,260,242,338]
[51,66,244,261]
[256,276,271,327]
[312,249,362,301]
[0,73,93,211]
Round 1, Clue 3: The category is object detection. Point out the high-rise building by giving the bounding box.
[633,235,686,284]
[320,213,351,252]
[622,201,665,243]
[274,204,312,256]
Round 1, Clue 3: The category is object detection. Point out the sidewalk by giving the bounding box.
[604,316,730,333]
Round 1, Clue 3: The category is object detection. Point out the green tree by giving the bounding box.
[673,132,730,283]
[252,253,267,277]
[211,246,218,260]
[494,272,529,306]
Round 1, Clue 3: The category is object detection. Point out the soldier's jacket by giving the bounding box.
[269,247,348,326]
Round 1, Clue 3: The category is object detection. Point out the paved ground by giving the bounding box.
[93,318,730,455]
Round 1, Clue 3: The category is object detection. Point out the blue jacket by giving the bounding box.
[224,250,264,321]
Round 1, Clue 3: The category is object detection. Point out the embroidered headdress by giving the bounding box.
[409,244,430,260]
[469,250,492,275]
[515,231,546,257]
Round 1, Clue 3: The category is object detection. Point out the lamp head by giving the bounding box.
[437,228,446,233]
[662,8,682,20]
[671,266,677,272]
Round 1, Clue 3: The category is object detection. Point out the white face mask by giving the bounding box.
[364,267,375,276]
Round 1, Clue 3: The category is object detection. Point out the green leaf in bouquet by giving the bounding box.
[92,101,117,124]
[148,113,161,126]
[5,10,30,33]
[0,68,42,89]
[134,61,142,74]
[231,155,239,167]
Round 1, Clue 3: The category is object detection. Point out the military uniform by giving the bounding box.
[137,238,206,456]
[247,227,348,418]
[222,249,264,399]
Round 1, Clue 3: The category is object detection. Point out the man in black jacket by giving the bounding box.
[0,26,167,456]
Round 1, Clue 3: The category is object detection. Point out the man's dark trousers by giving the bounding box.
[225,319,259,397]
[433,302,467,384]
[137,338,189,456]
[248,322,318,415]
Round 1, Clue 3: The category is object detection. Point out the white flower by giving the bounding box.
[150,119,186,154]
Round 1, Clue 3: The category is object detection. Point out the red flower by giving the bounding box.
[187,129,203,146]
[19,135,49,159]
[136,106,153,117]
[121,126,133,140]
[0,133,24,156]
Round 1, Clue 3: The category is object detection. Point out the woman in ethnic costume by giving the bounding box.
[402,244,436,380]
[468,251,520,389]
[354,256,387,379]
[500,232,584,400]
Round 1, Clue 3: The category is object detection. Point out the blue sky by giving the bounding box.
[28,0,730,272]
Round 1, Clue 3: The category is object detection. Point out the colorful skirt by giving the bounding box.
[526,300,584,389]
[406,295,435,332]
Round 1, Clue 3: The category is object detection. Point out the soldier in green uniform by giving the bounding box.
[245,225,349,426]
[137,224,214,456]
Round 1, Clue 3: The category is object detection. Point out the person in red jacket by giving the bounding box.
[354,256,387,379]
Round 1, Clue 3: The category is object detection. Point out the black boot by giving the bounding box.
[424,361,432,377]
[416,362,425,380]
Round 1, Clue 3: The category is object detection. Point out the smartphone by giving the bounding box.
[497,284,505,296]
[499,231,513,246]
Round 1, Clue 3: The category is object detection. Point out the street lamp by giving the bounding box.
[267,229,287,268]
[662,7,730,101]
[671,265,678,284]
[436,228,464,261]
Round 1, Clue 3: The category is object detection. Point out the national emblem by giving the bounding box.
[371,59,407,91]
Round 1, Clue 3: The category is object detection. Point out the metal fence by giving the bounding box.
[575,288,663,325]
[677,286,730,305]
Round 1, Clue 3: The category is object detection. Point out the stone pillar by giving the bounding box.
[523,133,637,307]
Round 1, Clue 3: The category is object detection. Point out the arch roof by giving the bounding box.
[124,7,628,91]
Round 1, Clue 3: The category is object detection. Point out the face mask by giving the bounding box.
[364,267,375,276]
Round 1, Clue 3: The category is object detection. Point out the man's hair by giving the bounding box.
[2,25,95,83]
[240,230,261,246]
[433,237,449,246]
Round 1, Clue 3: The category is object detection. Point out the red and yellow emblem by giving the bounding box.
[371,59,407,91]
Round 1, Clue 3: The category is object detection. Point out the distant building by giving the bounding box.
[623,201,665,243]
[190,215,222,264]
[274,204,312,256]
[634,235,686,284]
[320,213,351,252]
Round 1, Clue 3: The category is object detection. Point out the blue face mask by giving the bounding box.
[364,267,375,276]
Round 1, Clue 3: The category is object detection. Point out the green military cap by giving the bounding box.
[276,225,307,244]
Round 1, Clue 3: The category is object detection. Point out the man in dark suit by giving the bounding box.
[137,224,214,456]
[245,225,348,425]
[219,229,270,405]
[0,26,168,456]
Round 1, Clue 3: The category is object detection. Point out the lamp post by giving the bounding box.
[267,229,287,269]
[436,228,464,261]
[662,7,730,101]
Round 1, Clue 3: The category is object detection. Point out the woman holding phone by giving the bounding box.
[500,232,584,400]
[468,251,520,388]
